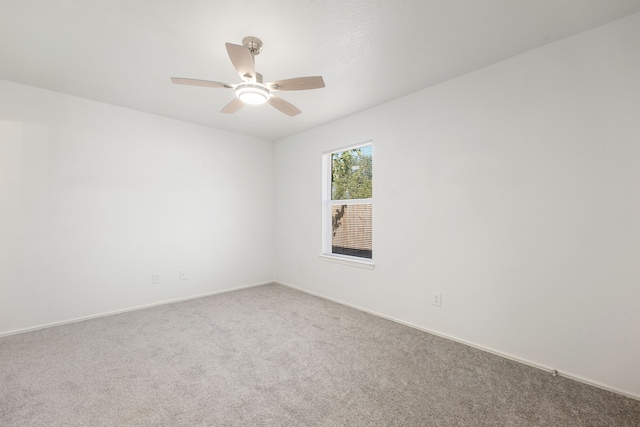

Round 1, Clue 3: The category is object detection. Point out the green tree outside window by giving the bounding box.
[331,146,372,200]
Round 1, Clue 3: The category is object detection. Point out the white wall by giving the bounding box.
[0,80,275,335]
[274,13,640,398]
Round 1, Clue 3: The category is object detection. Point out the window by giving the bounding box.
[322,142,373,266]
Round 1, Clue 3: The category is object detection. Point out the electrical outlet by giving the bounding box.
[179,271,186,280]
[152,274,160,284]
[433,293,442,307]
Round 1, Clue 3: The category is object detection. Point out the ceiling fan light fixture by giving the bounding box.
[171,36,324,116]
[235,82,270,105]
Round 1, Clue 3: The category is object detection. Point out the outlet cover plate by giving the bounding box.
[433,293,441,307]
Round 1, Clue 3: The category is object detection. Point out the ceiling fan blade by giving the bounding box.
[225,43,255,81]
[268,76,325,91]
[171,77,232,88]
[221,97,244,114]
[268,95,302,117]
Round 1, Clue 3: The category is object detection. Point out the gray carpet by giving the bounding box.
[1,283,638,426]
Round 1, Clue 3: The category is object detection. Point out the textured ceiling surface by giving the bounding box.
[2,0,640,141]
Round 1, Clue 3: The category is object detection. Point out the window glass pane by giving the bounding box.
[331,203,372,259]
[331,145,372,200]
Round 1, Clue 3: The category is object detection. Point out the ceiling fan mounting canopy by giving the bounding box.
[242,36,263,55]
[170,36,325,116]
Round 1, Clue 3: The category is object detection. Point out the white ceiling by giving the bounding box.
[2,0,640,141]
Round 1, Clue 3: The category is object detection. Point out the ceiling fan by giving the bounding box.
[171,36,325,117]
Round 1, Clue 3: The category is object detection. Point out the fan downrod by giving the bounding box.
[242,36,263,56]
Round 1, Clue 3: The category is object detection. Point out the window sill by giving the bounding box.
[319,254,375,270]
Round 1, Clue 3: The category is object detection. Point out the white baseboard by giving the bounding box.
[275,280,640,401]
[3,279,637,401]
[0,280,273,338]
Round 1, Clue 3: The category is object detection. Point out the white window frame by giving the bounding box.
[320,141,374,269]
